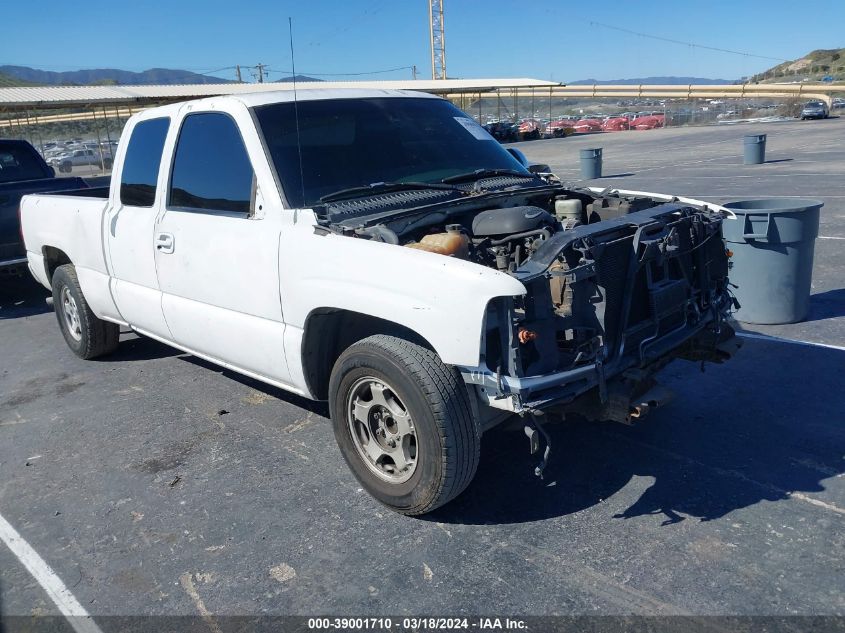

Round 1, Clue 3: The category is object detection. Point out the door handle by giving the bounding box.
[155,232,175,254]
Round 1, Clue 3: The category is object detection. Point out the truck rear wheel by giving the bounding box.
[329,335,480,515]
[51,264,119,359]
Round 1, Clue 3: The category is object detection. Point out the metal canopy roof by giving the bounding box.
[0,78,561,109]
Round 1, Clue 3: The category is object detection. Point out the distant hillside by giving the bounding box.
[276,75,323,83]
[0,71,40,87]
[0,65,234,86]
[750,48,845,83]
[569,76,735,85]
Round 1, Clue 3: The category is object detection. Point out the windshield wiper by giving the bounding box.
[441,168,537,184]
[320,181,465,203]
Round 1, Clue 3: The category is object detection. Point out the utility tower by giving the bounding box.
[428,0,446,80]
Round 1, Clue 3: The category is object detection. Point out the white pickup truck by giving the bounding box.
[21,89,739,514]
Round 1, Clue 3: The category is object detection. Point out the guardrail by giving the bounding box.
[448,83,844,107]
[1,106,138,130]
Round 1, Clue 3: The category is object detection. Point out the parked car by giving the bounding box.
[544,119,576,138]
[800,101,829,120]
[602,116,630,132]
[482,121,519,143]
[631,114,665,130]
[572,118,603,133]
[48,148,112,173]
[21,90,739,514]
[0,140,101,276]
[517,118,544,140]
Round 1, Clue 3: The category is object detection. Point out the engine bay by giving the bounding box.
[318,185,734,403]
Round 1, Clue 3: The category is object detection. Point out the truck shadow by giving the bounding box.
[429,339,845,525]
[178,355,330,418]
[0,276,51,320]
[101,333,183,362]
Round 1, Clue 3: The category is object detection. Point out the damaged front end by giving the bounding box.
[320,181,740,431]
[468,199,740,425]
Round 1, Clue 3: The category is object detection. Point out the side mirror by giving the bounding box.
[527,163,551,174]
[507,147,551,174]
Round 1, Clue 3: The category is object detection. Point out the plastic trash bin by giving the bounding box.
[723,198,822,324]
[743,134,766,165]
[580,148,602,179]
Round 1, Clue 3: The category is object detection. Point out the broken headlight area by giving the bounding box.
[481,202,736,413]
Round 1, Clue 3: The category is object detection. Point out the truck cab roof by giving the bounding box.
[131,89,440,122]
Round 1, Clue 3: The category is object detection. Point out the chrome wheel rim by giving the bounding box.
[346,377,418,484]
[61,286,82,341]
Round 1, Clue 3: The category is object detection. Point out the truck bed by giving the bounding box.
[20,191,111,294]
[1,177,93,269]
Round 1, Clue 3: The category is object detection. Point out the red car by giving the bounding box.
[602,117,630,132]
[573,118,603,133]
[518,119,544,140]
[545,119,576,138]
[630,114,665,130]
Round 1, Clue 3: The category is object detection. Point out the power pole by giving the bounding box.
[428,0,446,80]
[412,65,418,80]
[256,63,266,83]
[236,65,243,83]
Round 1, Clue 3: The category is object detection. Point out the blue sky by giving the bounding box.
[2,0,844,82]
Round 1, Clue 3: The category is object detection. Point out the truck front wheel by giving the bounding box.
[329,335,480,515]
[51,264,119,359]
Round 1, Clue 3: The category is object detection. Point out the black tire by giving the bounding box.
[51,264,119,359]
[329,335,480,515]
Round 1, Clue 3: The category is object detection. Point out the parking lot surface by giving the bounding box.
[1,118,844,619]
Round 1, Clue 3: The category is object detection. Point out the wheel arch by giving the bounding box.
[42,245,72,283]
[301,308,437,401]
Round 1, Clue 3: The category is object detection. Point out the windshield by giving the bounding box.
[253,97,530,208]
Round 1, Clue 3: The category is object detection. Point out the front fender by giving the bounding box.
[280,221,526,367]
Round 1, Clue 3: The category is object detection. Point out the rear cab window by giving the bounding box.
[0,141,51,184]
[168,112,255,216]
[120,117,170,207]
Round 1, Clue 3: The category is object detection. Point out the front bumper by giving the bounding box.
[462,320,737,414]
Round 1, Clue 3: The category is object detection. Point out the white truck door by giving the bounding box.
[105,116,171,338]
[153,110,292,386]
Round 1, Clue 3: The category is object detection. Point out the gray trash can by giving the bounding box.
[743,134,766,165]
[580,148,602,179]
[723,198,822,324]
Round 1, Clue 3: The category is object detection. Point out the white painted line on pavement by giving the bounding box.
[818,236,845,240]
[736,331,845,352]
[789,492,845,516]
[0,512,103,633]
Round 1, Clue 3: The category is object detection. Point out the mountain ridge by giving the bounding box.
[0,65,235,86]
[0,65,329,87]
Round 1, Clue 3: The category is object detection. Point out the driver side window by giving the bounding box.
[168,112,255,216]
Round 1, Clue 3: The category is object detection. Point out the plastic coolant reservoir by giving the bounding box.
[554,198,582,223]
[406,226,469,258]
